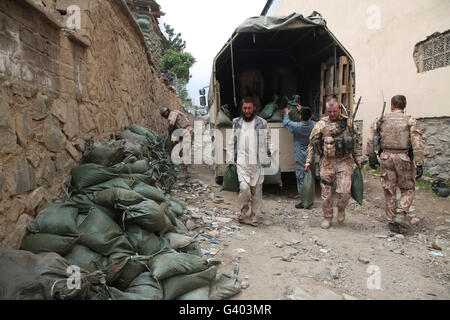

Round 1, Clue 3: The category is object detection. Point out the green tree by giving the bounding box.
[161,49,195,82]
[175,79,193,108]
[163,23,186,53]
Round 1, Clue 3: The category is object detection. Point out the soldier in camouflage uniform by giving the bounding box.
[305,97,362,229]
[366,95,424,233]
[161,107,194,175]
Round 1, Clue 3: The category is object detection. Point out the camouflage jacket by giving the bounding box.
[366,110,424,166]
[305,115,362,164]
[168,110,192,132]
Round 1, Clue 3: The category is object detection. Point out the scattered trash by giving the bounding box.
[428,251,444,257]
[233,248,247,254]
[241,281,250,289]
[275,241,285,248]
[231,232,248,240]
[329,266,341,279]
[207,248,220,256]
[311,211,321,217]
[358,257,370,264]
[208,238,220,244]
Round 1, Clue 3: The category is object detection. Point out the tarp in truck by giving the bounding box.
[210,12,354,113]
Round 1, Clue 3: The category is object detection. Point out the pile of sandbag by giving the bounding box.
[1,124,242,300]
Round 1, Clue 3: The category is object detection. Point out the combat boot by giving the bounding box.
[321,218,332,229]
[337,209,345,224]
[394,212,411,229]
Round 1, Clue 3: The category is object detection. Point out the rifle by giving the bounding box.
[373,101,386,156]
[352,96,362,122]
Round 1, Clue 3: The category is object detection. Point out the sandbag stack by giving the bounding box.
[1,124,241,300]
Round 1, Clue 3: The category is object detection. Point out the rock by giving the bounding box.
[395,234,405,240]
[358,257,370,264]
[431,242,442,251]
[281,255,292,262]
[38,154,56,186]
[329,265,341,279]
[33,93,48,120]
[186,219,196,230]
[342,293,357,300]
[43,117,65,152]
[275,241,285,248]
[286,286,343,300]
[411,217,420,226]
[14,157,36,195]
[2,214,32,249]
[241,281,249,289]
[262,219,273,226]
[283,247,299,255]
[215,217,231,223]
[206,230,220,239]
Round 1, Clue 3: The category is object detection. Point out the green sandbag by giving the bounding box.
[0,248,106,300]
[112,259,148,291]
[167,200,184,217]
[65,244,108,272]
[166,195,187,209]
[125,272,163,300]
[165,208,177,226]
[94,188,144,208]
[222,165,239,192]
[177,286,210,300]
[267,109,283,122]
[69,193,117,218]
[71,163,119,191]
[82,139,127,167]
[148,249,209,281]
[126,225,167,256]
[163,266,217,300]
[27,202,79,237]
[118,173,155,186]
[287,98,301,122]
[163,232,197,250]
[127,124,152,138]
[78,208,135,256]
[117,129,148,146]
[74,178,133,195]
[132,182,166,203]
[111,160,149,174]
[180,242,202,256]
[351,167,364,205]
[259,96,278,119]
[120,200,168,234]
[209,274,242,300]
[300,170,315,208]
[174,218,190,235]
[77,214,88,227]
[215,111,233,128]
[21,233,79,256]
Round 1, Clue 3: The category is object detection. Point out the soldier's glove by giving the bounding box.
[416,166,423,180]
[368,153,378,170]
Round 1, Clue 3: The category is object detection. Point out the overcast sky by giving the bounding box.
[156,0,268,106]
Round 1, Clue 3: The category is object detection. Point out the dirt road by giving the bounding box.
[173,165,450,300]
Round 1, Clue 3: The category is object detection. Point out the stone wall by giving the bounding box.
[0,0,182,248]
[418,117,450,180]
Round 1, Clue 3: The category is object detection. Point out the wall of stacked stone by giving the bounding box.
[0,0,182,249]
[418,117,450,181]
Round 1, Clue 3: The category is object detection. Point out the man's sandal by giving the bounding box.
[250,212,259,227]
[237,205,249,223]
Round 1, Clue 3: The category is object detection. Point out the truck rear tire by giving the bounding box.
[215,176,223,185]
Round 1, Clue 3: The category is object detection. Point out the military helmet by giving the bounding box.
[160,107,170,116]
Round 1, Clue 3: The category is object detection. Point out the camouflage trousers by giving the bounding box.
[379,151,415,221]
[238,181,263,216]
[320,156,354,218]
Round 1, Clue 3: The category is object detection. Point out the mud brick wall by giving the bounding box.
[418,117,450,181]
[0,0,182,248]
